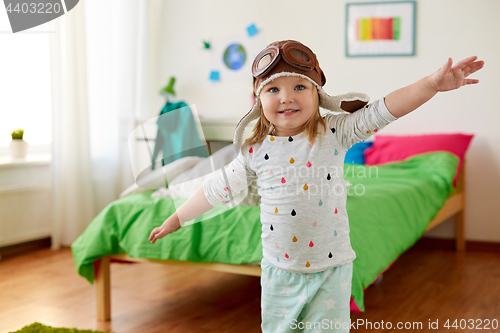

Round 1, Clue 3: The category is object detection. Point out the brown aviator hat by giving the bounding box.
[233,40,369,147]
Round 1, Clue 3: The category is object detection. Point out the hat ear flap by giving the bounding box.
[233,98,262,146]
[318,89,369,113]
[340,99,369,113]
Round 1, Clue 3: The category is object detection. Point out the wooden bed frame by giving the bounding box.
[95,122,467,321]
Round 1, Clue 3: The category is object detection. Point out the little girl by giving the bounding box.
[149,40,483,332]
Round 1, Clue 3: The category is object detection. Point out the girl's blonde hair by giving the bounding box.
[243,85,327,146]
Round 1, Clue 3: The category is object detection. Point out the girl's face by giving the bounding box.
[260,76,317,137]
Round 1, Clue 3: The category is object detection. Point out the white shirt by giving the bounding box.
[203,98,398,273]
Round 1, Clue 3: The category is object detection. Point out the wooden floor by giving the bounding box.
[0,245,499,333]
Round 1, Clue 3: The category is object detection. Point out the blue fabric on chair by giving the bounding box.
[151,101,209,170]
[344,141,373,164]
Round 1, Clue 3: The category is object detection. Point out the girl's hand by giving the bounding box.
[429,56,484,92]
[149,213,181,244]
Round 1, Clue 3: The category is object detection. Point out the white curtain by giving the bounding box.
[49,0,164,249]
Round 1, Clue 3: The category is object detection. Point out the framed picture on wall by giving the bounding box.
[345,1,416,57]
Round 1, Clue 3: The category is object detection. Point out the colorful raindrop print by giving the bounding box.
[291,209,296,216]
[264,153,269,160]
[270,225,274,231]
[293,236,298,242]
[285,253,289,259]
[288,136,293,142]
[309,241,314,247]
[303,183,308,190]
[270,135,275,141]
[281,177,286,184]
[312,220,317,227]
[249,147,253,153]
[335,207,338,214]
[330,127,336,134]
[327,173,331,180]
[275,207,278,213]
[319,199,323,206]
[328,252,333,258]
[306,261,311,268]
[334,149,338,156]
[306,161,312,167]
[334,230,338,236]
[290,157,295,164]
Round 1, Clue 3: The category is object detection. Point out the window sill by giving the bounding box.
[0,154,51,170]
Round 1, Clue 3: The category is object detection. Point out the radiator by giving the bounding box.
[0,162,52,247]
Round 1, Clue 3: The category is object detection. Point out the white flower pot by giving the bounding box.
[9,140,28,158]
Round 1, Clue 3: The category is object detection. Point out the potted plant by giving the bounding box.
[10,129,28,158]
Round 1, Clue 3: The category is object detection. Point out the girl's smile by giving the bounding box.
[278,109,299,115]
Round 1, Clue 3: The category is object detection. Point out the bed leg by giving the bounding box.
[455,160,466,252]
[456,211,466,252]
[96,256,111,321]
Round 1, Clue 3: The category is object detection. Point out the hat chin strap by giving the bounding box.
[234,72,370,147]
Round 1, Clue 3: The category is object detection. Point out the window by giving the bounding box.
[0,9,52,154]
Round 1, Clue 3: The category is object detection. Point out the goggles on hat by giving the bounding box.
[251,41,325,85]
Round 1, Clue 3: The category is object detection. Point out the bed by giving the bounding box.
[70,118,471,322]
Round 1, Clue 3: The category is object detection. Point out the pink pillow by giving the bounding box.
[364,134,474,186]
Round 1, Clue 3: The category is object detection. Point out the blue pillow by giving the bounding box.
[344,141,373,164]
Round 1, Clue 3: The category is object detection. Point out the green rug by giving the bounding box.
[9,322,113,333]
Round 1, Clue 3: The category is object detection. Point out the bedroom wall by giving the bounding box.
[158,0,500,243]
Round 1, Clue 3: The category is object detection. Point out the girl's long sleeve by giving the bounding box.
[325,98,398,151]
[203,150,257,208]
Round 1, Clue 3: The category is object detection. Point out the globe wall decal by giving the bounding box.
[223,44,247,70]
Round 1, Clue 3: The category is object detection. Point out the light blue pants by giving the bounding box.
[260,257,353,333]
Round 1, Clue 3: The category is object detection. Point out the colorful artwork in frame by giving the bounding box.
[346,1,416,57]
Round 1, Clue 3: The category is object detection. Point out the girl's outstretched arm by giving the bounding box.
[149,149,255,243]
[384,56,484,118]
[149,185,214,244]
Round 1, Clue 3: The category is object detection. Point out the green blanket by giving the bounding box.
[72,152,458,312]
